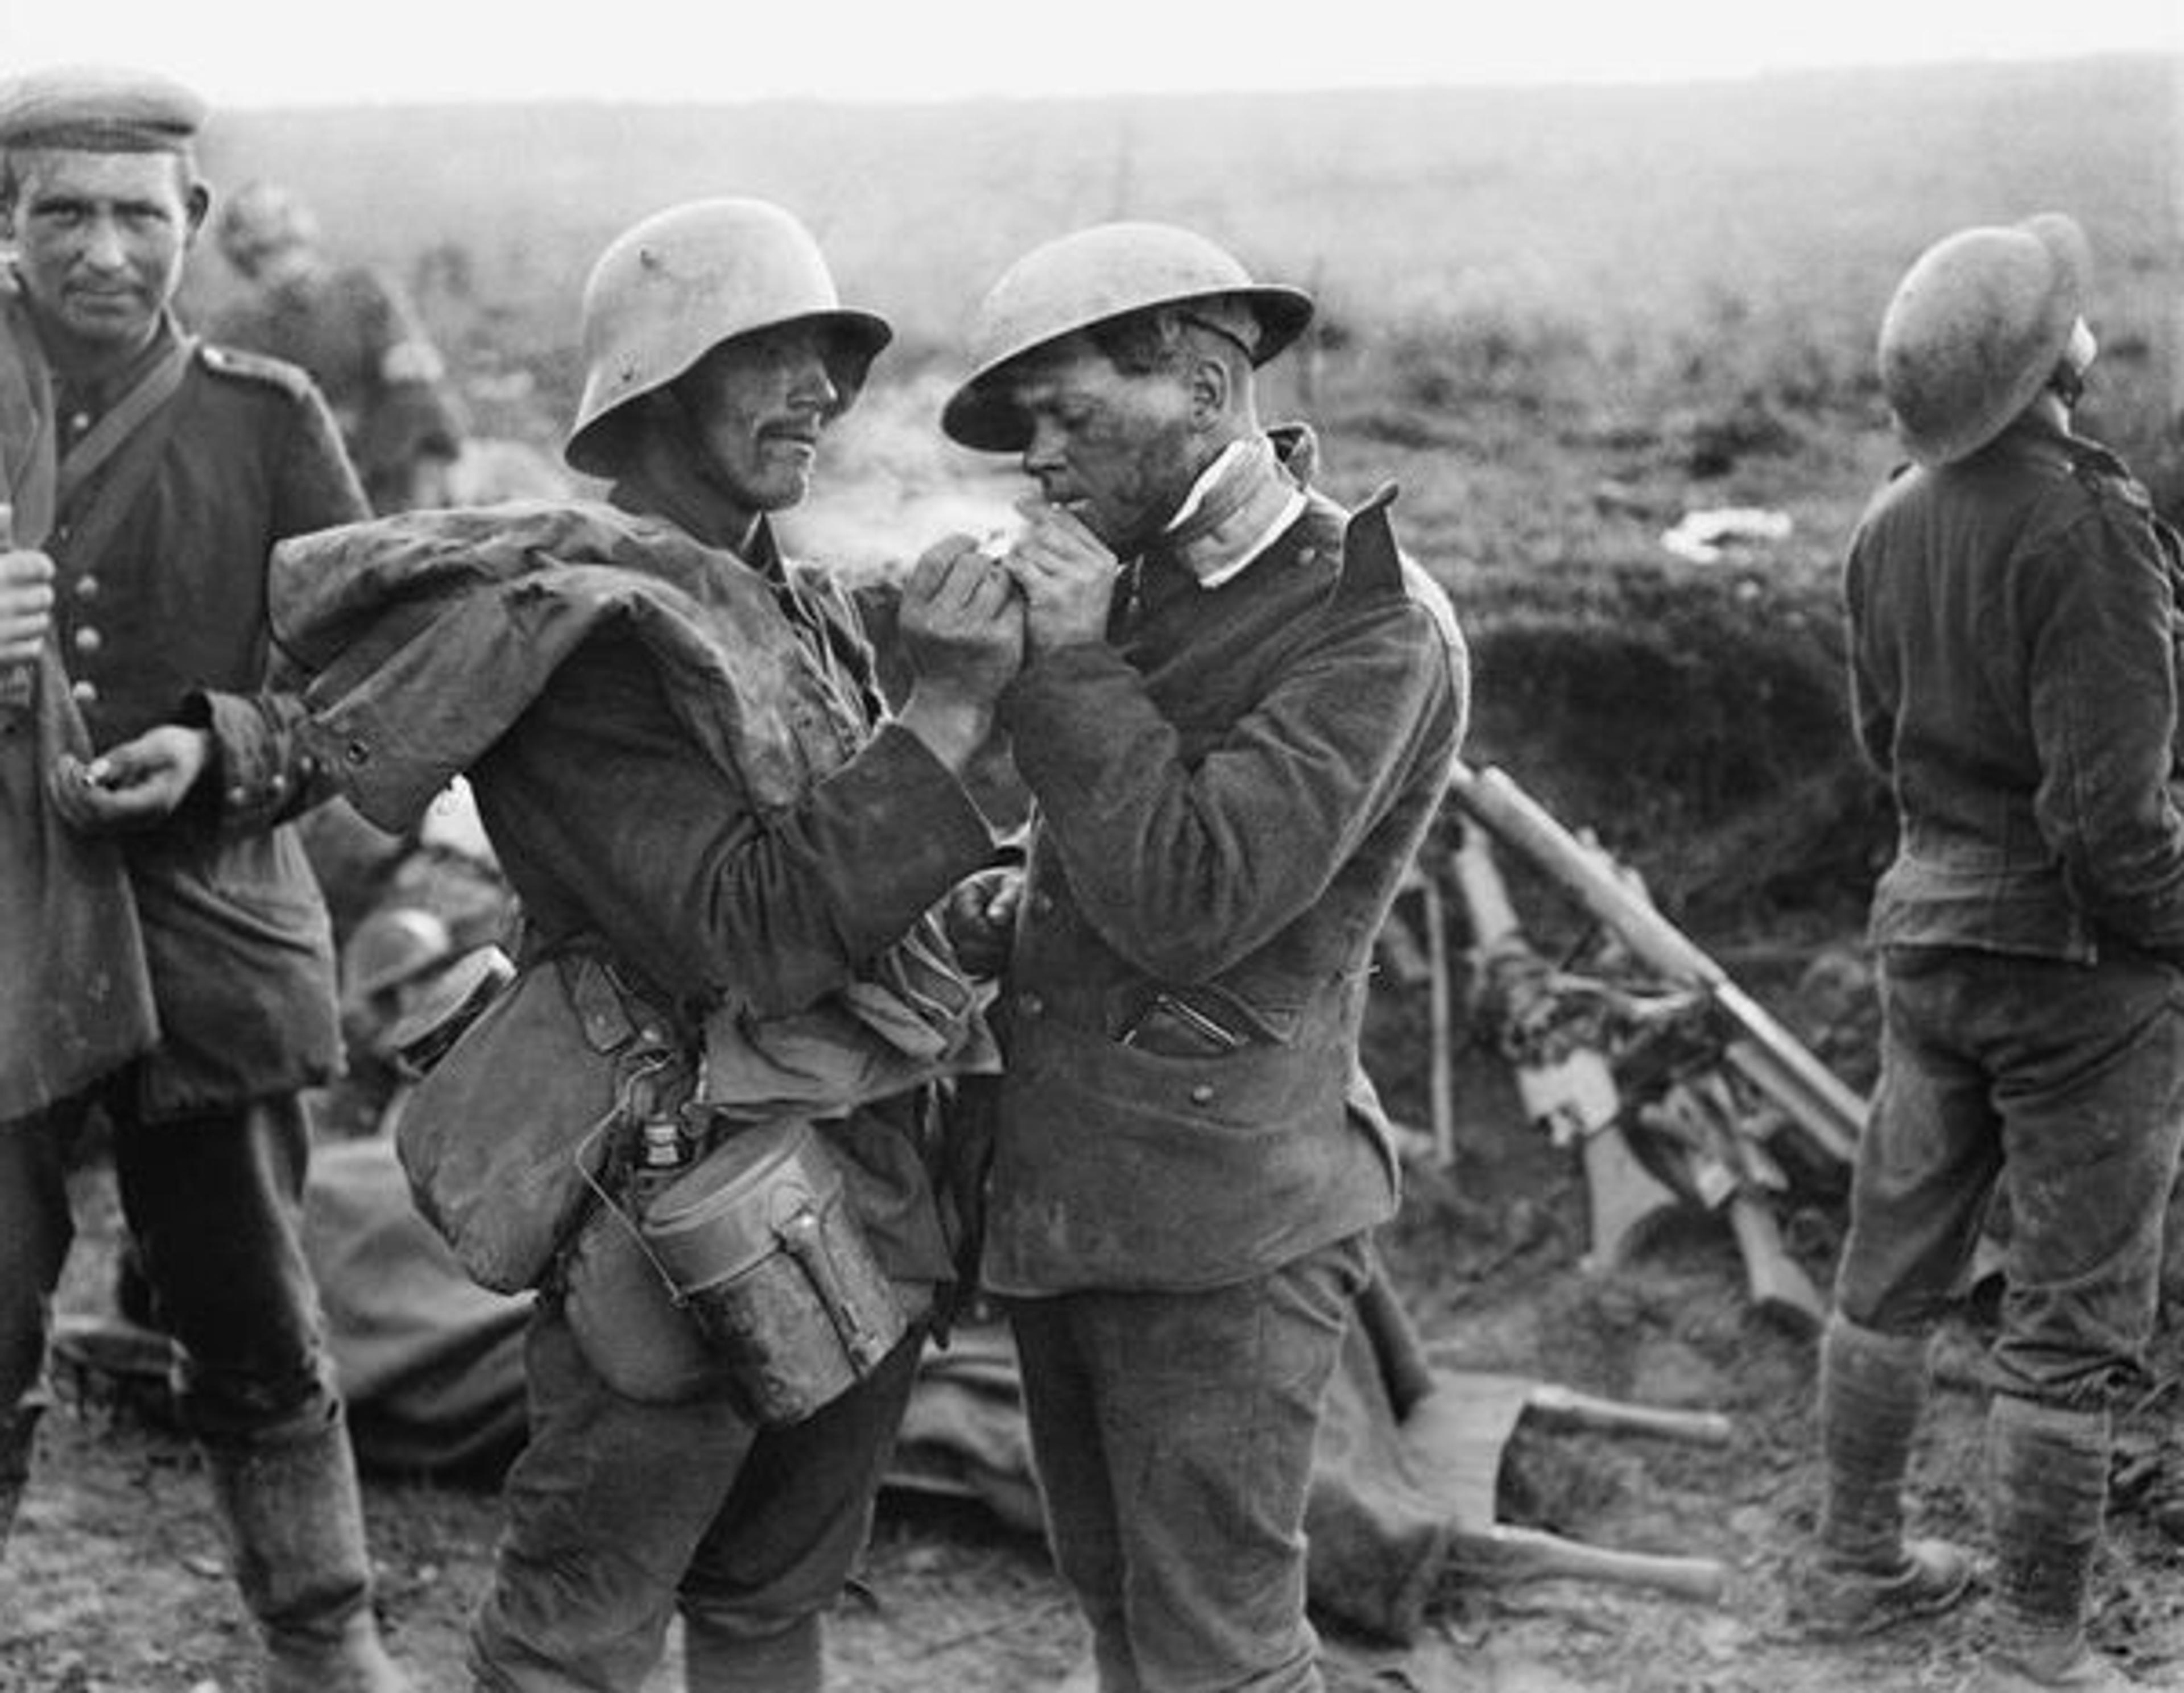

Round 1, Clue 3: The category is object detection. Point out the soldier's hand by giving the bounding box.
[0,548,56,666]
[49,725,213,833]
[899,535,1025,705]
[1002,497,1120,655]
[895,536,1025,777]
[942,864,1023,978]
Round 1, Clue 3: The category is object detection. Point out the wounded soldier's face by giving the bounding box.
[1008,333,1200,555]
[675,321,840,515]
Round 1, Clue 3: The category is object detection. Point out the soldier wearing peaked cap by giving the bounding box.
[929,222,1469,1691]
[1794,214,2184,1692]
[0,65,411,1693]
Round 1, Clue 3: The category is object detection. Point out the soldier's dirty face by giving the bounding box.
[676,322,840,515]
[6,149,202,356]
[1008,334,1199,554]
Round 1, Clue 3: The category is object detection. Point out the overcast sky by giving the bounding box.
[1,0,2178,106]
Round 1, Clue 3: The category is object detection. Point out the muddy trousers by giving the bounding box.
[0,1402,38,1553]
[1815,1316,1930,1568]
[1004,1232,1371,1693]
[206,1406,411,1693]
[1986,1396,2113,1680]
[469,1303,925,1692]
[0,1085,407,1688]
[681,1613,822,1691]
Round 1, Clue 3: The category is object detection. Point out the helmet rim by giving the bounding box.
[940,221,1314,453]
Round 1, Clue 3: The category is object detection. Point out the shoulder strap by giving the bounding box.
[53,331,196,514]
[51,339,197,585]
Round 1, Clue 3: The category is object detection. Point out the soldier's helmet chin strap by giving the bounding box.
[2049,316,2098,409]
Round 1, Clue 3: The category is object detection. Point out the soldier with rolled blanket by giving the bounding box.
[1800,213,2184,1692]
[270,197,1021,1693]
[0,63,409,1693]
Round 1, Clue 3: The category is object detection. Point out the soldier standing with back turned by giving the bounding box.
[1799,213,2184,1692]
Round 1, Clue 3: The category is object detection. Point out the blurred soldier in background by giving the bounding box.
[933,222,1468,1692]
[212,179,468,513]
[1800,213,2184,1692]
[271,196,1020,1692]
[0,64,408,1693]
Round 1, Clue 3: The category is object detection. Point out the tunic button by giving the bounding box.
[72,625,101,655]
[268,773,288,795]
[69,679,98,705]
[227,785,249,806]
[74,575,99,601]
[1297,546,1318,566]
[1030,893,1054,916]
[1189,1084,1216,1105]
[1019,992,1044,1018]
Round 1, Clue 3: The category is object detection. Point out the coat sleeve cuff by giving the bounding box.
[182,687,327,834]
[857,720,996,847]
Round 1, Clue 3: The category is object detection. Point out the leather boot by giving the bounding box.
[0,1402,40,1557]
[681,1611,822,1693]
[1794,1316,1973,1637]
[1971,1395,2135,1691]
[203,1409,412,1693]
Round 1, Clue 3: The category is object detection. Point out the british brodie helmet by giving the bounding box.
[1876,212,2091,467]
[564,197,892,478]
[941,220,1315,453]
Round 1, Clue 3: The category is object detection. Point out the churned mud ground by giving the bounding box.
[9,968,2183,1693]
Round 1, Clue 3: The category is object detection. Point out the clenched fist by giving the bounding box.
[0,547,55,668]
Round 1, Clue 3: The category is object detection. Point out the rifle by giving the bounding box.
[1446,762,1863,1169]
[1635,1070,1830,1333]
[1448,821,1682,1270]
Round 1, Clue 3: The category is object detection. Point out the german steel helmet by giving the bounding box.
[341,906,454,1005]
[1876,212,2091,466]
[940,221,1315,452]
[565,197,892,478]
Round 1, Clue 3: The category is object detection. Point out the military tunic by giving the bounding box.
[1836,414,2184,1407]
[0,278,371,1447]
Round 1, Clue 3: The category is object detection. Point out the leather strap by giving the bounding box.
[53,327,195,514]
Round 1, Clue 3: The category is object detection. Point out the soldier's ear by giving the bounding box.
[183,179,212,240]
[1185,349,1231,428]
